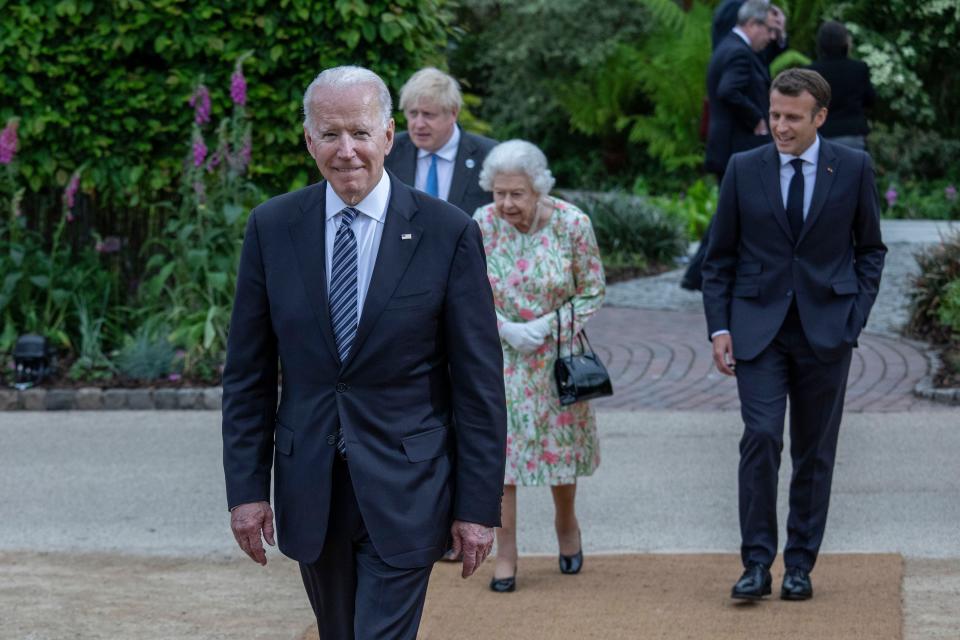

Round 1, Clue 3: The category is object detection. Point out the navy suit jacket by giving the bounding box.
[221,172,507,569]
[702,139,886,363]
[385,130,497,216]
[706,33,772,177]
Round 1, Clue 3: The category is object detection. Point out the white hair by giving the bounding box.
[738,0,771,25]
[398,67,462,113]
[302,66,393,132]
[479,139,556,195]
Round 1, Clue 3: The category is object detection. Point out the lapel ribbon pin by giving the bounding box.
[401,233,413,240]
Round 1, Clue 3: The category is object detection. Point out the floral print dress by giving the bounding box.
[474,197,606,486]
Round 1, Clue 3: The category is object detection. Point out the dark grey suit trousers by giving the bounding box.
[299,456,433,640]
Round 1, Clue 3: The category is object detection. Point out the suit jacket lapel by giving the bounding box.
[341,176,423,371]
[446,132,475,210]
[393,136,417,186]
[288,182,339,361]
[759,144,794,242]
[797,140,839,246]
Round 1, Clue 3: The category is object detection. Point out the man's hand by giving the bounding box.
[754,119,769,136]
[712,333,736,376]
[449,520,494,579]
[230,501,275,566]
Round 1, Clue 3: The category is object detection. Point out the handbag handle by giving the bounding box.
[556,301,587,359]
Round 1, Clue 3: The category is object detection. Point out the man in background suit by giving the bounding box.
[222,65,507,639]
[683,0,778,291]
[385,67,496,216]
[702,69,886,601]
[711,0,788,62]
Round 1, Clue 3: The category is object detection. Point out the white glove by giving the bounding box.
[500,315,553,355]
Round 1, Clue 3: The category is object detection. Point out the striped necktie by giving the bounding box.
[329,207,359,459]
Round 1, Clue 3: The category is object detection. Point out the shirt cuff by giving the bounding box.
[710,330,730,339]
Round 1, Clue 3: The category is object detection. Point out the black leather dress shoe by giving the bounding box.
[731,564,772,600]
[559,530,583,575]
[489,572,516,593]
[781,567,813,600]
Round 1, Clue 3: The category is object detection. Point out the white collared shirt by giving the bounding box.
[778,135,820,220]
[732,26,751,47]
[414,124,460,201]
[325,171,390,319]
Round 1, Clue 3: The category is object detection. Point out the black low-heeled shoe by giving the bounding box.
[489,568,517,593]
[559,530,583,575]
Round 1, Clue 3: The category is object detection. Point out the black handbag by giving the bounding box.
[553,303,613,406]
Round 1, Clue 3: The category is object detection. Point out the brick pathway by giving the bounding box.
[588,307,942,412]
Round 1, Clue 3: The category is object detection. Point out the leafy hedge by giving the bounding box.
[0,0,450,216]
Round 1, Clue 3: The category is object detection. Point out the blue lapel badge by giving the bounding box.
[401,233,413,240]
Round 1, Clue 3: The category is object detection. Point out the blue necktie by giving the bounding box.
[786,158,804,241]
[329,207,359,459]
[425,154,439,197]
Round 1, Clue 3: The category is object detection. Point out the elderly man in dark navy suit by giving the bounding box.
[385,67,496,216]
[222,65,507,639]
[702,69,886,602]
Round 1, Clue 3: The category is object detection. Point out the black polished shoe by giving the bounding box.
[489,569,517,593]
[731,563,772,600]
[559,530,583,575]
[781,566,813,600]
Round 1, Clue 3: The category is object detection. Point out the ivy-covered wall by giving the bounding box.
[0,0,450,213]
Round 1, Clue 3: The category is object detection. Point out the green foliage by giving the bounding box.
[67,294,115,381]
[448,0,654,186]
[0,0,451,223]
[647,178,719,239]
[867,123,960,183]
[881,181,960,221]
[828,1,960,134]
[563,191,688,270]
[114,323,176,381]
[906,231,960,345]
[782,0,830,56]
[769,49,812,77]
[937,278,960,334]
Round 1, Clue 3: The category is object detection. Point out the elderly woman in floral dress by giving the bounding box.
[472,139,605,592]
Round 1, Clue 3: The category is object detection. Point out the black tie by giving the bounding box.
[786,158,804,241]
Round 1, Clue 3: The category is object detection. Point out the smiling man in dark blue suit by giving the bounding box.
[702,69,886,602]
[221,65,507,639]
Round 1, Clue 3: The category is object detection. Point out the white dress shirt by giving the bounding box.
[414,124,460,201]
[778,135,820,220]
[732,26,751,47]
[325,171,390,320]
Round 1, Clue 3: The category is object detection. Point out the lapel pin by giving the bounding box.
[827,166,834,173]
[401,233,413,240]
[465,158,475,169]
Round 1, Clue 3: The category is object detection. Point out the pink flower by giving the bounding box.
[524,387,533,398]
[564,452,572,464]
[62,171,81,215]
[556,411,574,426]
[541,451,560,465]
[884,187,898,208]
[230,66,247,106]
[0,119,18,164]
[540,236,549,247]
[192,132,207,167]
[518,308,535,320]
[526,459,537,472]
[946,185,957,201]
[168,373,182,382]
[516,258,529,272]
[188,84,211,125]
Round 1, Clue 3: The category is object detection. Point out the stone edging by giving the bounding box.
[913,350,960,406]
[0,387,222,411]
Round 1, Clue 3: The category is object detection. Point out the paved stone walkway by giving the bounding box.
[589,221,958,413]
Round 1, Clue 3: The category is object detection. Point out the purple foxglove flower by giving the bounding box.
[230,67,247,106]
[63,171,81,210]
[168,372,182,382]
[95,236,122,254]
[884,187,898,208]
[193,180,206,202]
[946,185,957,201]
[0,119,19,165]
[189,85,211,125]
[192,134,207,167]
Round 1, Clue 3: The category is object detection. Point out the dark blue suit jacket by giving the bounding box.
[385,130,496,216]
[221,172,507,568]
[706,32,772,177]
[702,139,886,362]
